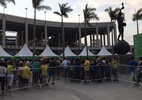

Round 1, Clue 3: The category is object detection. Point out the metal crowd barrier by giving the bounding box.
[128,65,142,90]
[64,65,109,85]
[64,65,138,85]
[0,67,59,96]
[0,64,140,96]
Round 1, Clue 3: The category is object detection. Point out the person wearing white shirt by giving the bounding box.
[0,61,7,96]
[61,58,70,80]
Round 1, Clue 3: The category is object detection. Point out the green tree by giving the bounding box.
[32,0,51,58]
[83,4,99,56]
[105,7,120,45]
[54,3,73,58]
[132,8,142,34]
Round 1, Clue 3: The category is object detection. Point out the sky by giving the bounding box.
[0,0,142,45]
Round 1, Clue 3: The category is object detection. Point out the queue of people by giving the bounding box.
[0,56,120,96]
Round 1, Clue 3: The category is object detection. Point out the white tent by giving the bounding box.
[97,46,112,56]
[60,46,77,57]
[79,46,95,56]
[39,45,58,57]
[0,45,11,57]
[115,52,132,55]
[127,52,132,55]
[15,44,33,56]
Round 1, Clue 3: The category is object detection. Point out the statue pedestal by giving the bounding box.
[113,40,130,64]
[113,40,130,55]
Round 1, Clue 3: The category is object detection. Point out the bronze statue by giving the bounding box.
[117,3,126,41]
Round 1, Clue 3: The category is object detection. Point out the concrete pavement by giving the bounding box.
[0,80,142,100]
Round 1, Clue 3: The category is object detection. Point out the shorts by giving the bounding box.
[7,74,14,86]
[48,71,56,77]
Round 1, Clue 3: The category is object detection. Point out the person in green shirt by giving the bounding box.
[32,59,40,85]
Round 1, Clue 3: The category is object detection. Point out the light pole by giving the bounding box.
[3,7,5,15]
[25,8,28,19]
[78,14,81,48]
[78,14,80,24]
[44,11,46,22]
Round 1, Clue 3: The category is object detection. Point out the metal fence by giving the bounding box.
[0,64,141,96]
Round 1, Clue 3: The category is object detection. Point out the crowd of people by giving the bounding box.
[1,56,142,96]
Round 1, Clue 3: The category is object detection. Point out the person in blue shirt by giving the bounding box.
[128,57,137,81]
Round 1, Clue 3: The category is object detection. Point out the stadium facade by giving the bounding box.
[0,13,132,55]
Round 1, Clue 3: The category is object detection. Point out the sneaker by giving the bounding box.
[2,93,7,96]
[116,79,119,81]
[52,82,54,85]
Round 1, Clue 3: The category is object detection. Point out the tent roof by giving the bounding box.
[15,44,33,57]
[97,46,112,56]
[127,52,132,55]
[39,45,58,57]
[0,45,11,57]
[60,46,77,57]
[79,46,95,56]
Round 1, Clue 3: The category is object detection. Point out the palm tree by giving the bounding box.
[132,8,142,34]
[83,4,99,56]
[54,3,73,59]
[32,0,51,59]
[0,0,15,7]
[105,7,120,45]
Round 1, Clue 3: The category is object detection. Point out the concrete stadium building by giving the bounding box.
[0,13,119,55]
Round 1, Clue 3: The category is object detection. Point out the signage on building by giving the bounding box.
[134,34,142,61]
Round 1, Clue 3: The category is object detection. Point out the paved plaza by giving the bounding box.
[0,80,142,100]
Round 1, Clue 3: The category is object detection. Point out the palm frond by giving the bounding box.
[56,3,73,18]
[83,4,98,24]
[5,0,15,4]
[105,7,120,21]
[132,8,142,21]
[37,5,51,11]
[54,11,62,16]
[0,0,15,7]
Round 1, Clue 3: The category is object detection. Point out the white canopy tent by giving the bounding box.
[60,46,77,57]
[0,45,12,57]
[97,46,112,56]
[79,46,96,56]
[115,52,132,55]
[15,44,33,57]
[127,52,132,55]
[39,45,58,57]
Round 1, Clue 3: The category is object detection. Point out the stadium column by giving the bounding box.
[113,23,117,44]
[100,34,102,46]
[78,23,81,48]
[41,33,43,47]
[58,33,61,47]
[107,25,110,46]
[25,20,28,46]
[2,15,6,46]
[92,34,95,47]
[44,23,47,47]
[96,26,99,47]
[21,31,24,46]
[90,34,92,47]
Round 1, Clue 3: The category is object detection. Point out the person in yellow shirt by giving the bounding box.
[40,60,48,86]
[111,57,118,81]
[83,57,91,81]
[7,60,14,90]
[21,62,31,87]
